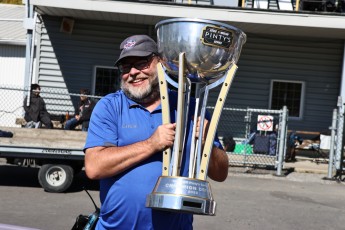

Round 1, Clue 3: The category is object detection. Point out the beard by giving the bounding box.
[121,74,160,104]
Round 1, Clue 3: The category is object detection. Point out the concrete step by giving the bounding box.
[284,157,329,174]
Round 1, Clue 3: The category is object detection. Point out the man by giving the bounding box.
[84,35,229,229]
[23,83,53,129]
[223,135,236,152]
[64,88,95,131]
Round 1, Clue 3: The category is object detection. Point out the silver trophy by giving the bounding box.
[146,18,246,215]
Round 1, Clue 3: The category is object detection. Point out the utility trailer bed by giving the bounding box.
[0,127,88,192]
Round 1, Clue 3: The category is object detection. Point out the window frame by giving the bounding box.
[92,65,120,96]
[269,79,305,120]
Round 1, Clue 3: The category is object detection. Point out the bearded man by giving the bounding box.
[84,35,229,230]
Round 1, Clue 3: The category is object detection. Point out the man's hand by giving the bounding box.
[195,117,209,145]
[148,123,176,152]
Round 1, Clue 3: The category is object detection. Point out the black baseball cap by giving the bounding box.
[114,35,158,66]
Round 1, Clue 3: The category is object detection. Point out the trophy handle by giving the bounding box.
[157,63,172,176]
[197,64,238,181]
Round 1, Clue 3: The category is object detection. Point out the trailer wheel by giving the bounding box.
[38,164,74,193]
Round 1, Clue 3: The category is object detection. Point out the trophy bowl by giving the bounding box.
[155,18,246,83]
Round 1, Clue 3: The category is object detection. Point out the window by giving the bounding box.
[93,66,121,96]
[269,80,305,119]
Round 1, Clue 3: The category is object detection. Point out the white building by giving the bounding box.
[0,4,26,126]
[0,4,26,86]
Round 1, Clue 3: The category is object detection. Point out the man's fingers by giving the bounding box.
[150,123,177,152]
[163,123,176,130]
[195,117,209,142]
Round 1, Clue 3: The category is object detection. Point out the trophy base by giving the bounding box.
[146,176,216,215]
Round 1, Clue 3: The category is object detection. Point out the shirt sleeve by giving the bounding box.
[205,110,223,150]
[84,96,118,151]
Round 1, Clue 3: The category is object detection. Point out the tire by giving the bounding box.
[38,164,74,193]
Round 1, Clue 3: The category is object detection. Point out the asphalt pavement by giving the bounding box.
[228,155,341,184]
[0,157,344,230]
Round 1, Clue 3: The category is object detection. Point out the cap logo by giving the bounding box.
[123,40,136,50]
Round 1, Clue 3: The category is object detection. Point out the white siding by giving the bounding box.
[211,34,343,132]
[0,45,26,126]
[0,44,25,86]
[35,16,344,132]
[0,4,26,44]
[34,16,150,114]
[36,16,150,92]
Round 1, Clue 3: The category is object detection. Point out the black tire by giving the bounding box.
[38,164,74,193]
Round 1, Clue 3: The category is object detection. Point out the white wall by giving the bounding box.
[0,44,26,127]
[0,44,26,86]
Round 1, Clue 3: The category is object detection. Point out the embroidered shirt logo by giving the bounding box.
[123,40,136,50]
[122,124,137,128]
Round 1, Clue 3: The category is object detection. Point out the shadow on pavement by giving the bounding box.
[0,165,41,188]
[68,171,99,193]
[0,164,99,192]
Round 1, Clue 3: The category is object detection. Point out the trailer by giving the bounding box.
[0,127,87,193]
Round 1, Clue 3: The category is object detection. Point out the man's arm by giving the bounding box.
[23,96,29,113]
[196,117,229,182]
[207,147,229,182]
[40,97,49,113]
[84,123,176,180]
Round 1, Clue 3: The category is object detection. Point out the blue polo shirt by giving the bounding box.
[84,90,222,230]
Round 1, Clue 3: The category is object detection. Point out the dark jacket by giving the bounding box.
[23,94,50,122]
[76,99,96,129]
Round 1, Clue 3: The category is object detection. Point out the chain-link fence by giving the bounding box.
[207,106,288,175]
[0,85,101,128]
[1,84,289,174]
[326,97,345,180]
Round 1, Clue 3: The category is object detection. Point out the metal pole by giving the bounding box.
[276,106,288,176]
[339,105,345,179]
[335,100,344,171]
[23,0,34,106]
[327,109,337,179]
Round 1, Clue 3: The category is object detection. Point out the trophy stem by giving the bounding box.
[195,84,209,178]
[171,53,187,176]
[182,78,192,173]
[189,86,201,178]
[197,64,238,181]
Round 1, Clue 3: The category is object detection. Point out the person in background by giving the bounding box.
[23,83,53,129]
[64,88,95,131]
[83,35,229,229]
[223,135,236,152]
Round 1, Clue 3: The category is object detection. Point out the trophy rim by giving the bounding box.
[155,17,247,82]
[155,17,246,37]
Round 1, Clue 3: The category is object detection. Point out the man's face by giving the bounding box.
[32,88,40,96]
[119,55,159,103]
[80,95,87,101]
